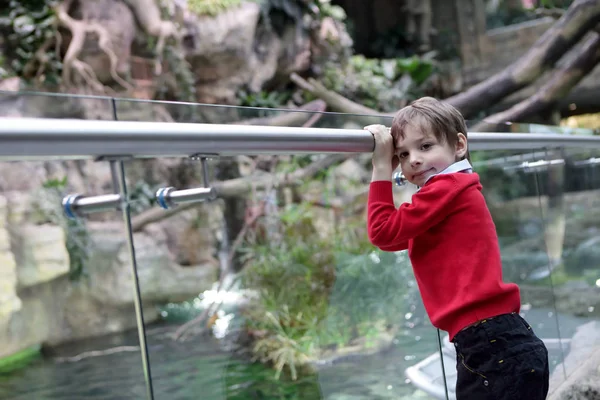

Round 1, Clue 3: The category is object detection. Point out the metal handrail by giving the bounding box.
[1,117,600,160]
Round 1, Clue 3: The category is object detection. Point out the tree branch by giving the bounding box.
[290,73,385,116]
[444,0,600,118]
[235,99,327,126]
[131,153,351,232]
[473,32,600,130]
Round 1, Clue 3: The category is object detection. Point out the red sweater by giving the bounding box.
[367,173,520,340]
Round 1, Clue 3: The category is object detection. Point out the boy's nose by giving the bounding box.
[410,156,422,167]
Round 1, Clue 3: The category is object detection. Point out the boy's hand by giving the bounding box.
[364,124,399,180]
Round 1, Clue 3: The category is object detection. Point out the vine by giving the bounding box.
[156,0,198,112]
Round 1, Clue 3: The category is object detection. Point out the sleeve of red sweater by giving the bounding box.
[367,175,461,250]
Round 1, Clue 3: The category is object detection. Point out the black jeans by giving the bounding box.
[452,312,549,400]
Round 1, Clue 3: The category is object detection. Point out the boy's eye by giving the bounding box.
[398,152,408,159]
[422,143,433,150]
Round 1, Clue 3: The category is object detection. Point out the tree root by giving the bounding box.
[121,0,180,75]
[54,0,132,92]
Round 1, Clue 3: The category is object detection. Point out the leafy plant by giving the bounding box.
[241,202,413,380]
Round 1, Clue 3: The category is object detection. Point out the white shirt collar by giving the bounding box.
[423,159,473,184]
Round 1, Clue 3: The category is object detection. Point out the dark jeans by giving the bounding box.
[452,312,549,400]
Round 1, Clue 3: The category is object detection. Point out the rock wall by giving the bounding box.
[0,191,219,359]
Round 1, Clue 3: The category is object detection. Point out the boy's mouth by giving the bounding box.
[412,168,433,179]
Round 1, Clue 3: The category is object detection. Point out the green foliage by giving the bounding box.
[238,90,293,115]
[322,55,434,112]
[2,0,61,83]
[0,345,41,374]
[241,202,412,380]
[38,177,91,281]
[538,0,574,9]
[311,0,346,21]
[187,0,244,16]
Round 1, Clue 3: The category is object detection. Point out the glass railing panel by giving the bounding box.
[472,148,566,383]
[110,98,447,399]
[0,92,149,399]
[551,146,600,382]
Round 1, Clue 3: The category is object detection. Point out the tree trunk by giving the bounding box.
[444,0,600,118]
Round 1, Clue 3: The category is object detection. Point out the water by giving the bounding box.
[0,322,439,400]
[0,308,590,400]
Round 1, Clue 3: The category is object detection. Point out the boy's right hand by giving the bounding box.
[364,124,399,172]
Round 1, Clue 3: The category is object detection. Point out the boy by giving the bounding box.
[365,97,549,399]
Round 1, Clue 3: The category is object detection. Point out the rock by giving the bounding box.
[333,158,369,184]
[0,91,85,119]
[549,321,600,400]
[184,2,264,104]
[0,162,49,192]
[71,0,136,84]
[142,204,221,267]
[0,196,22,358]
[0,200,219,357]
[82,221,219,306]
[13,224,70,288]
[183,1,313,104]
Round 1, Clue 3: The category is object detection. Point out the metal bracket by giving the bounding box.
[155,155,216,210]
[393,170,408,187]
[61,156,132,219]
[62,193,122,219]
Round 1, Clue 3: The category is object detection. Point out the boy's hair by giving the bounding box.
[390,97,469,160]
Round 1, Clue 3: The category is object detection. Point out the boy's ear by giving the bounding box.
[455,133,468,159]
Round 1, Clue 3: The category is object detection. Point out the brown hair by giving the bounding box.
[390,97,469,160]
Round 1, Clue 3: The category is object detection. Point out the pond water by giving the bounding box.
[0,308,589,400]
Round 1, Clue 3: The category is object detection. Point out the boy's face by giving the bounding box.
[394,124,467,187]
